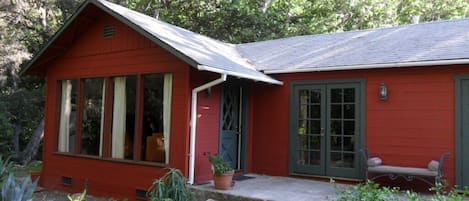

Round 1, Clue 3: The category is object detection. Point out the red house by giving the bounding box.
[23,0,469,199]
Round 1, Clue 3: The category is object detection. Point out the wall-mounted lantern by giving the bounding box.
[379,82,388,101]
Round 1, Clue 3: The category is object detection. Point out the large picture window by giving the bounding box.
[57,73,172,164]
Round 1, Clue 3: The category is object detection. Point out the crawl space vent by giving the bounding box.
[61,176,72,185]
[135,189,148,199]
[103,25,115,38]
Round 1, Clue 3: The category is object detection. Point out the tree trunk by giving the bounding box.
[13,123,22,155]
[19,119,44,165]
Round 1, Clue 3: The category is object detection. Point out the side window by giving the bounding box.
[57,73,172,164]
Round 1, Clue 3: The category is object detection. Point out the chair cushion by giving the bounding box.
[368,165,438,177]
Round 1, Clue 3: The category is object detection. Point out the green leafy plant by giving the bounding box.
[0,155,13,182]
[336,180,469,201]
[147,168,192,201]
[1,173,38,201]
[336,180,401,201]
[208,155,233,176]
[68,180,87,201]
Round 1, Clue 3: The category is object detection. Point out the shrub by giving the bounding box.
[147,168,192,201]
[336,180,469,201]
[1,173,38,201]
[0,156,13,182]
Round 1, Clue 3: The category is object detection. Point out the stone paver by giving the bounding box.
[190,174,343,201]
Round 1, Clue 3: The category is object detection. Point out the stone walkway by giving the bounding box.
[190,174,343,201]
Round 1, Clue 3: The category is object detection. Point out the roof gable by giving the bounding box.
[23,0,282,85]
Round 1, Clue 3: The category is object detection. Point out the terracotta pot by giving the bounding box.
[30,170,41,183]
[213,170,234,190]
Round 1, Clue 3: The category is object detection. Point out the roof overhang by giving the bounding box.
[263,58,469,74]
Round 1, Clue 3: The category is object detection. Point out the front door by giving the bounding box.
[220,83,246,170]
[456,78,469,187]
[290,81,363,179]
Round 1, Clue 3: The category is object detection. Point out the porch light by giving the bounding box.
[379,82,388,101]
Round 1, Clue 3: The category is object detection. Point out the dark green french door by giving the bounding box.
[290,81,363,179]
[456,78,469,188]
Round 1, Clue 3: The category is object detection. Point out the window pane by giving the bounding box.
[142,74,165,163]
[81,78,105,156]
[58,79,78,153]
[111,76,137,159]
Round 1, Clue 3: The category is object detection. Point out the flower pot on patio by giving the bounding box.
[208,155,234,190]
[213,170,234,190]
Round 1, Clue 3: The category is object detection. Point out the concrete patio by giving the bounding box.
[190,174,345,201]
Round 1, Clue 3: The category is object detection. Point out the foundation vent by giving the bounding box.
[135,189,148,200]
[61,176,72,186]
[103,25,115,38]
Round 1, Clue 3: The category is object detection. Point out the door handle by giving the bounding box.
[320,128,325,137]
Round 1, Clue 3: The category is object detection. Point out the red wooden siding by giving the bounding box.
[190,70,223,183]
[251,65,469,185]
[43,12,191,199]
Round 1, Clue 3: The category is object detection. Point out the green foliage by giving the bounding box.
[68,180,87,201]
[1,173,38,201]
[147,168,192,201]
[336,180,469,201]
[0,156,13,183]
[336,180,401,201]
[208,155,233,176]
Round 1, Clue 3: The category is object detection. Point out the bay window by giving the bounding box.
[57,73,172,164]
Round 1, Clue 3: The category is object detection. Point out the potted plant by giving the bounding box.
[208,155,234,190]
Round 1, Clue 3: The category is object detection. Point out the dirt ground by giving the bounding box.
[32,188,121,201]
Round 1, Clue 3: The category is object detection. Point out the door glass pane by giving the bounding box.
[331,104,342,118]
[344,120,355,135]
[309,120,321,134]
[329,87,357,169]
[330,120,342,135]
[344,104,355,119]
[81,78,105,156]
[298,89,321,167]
[331,89,342,103]
[330,136,342,151]
[343,137,354,151]
[344,88,355,103]
[309,151,320,165]
[309,105,320,118]
[309,136,321,150]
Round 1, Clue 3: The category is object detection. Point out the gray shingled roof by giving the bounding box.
[237,18,469,74]
[25,0,469,79]
[98,0,282,84]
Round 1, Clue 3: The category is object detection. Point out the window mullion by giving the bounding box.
[102,77,114,157]
[134,75,144,160]
[75,79,84,154]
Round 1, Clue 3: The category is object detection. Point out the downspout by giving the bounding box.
[189,73,227,185]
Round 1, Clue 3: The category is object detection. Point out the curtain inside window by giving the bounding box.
[163,74,172,164]
[99,81,106,157]
[112,77,126,158]
[58,80,72,152]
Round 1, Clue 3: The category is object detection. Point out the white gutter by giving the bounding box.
[188,73,227,185]
[198,64,283,85]
[263,59,469,74]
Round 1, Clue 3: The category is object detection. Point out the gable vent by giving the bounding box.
[103,25,115,38]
